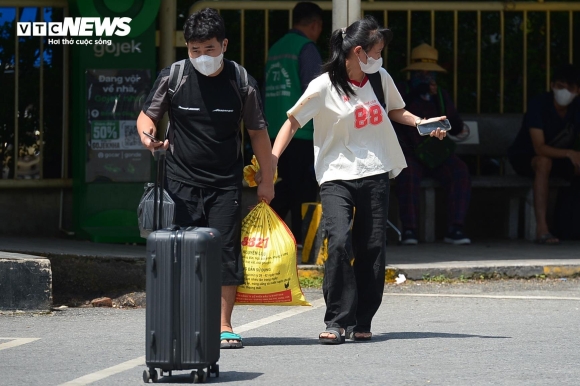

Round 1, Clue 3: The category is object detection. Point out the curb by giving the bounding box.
[298,264,580,282]
[3,248,579,306]
[0,252,52,311]
[0,250,145,305]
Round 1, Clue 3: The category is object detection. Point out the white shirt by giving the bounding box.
[288,67,407,185]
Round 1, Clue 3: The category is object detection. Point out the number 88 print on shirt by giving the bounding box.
[354,103,384,129]
[288,67,408,185]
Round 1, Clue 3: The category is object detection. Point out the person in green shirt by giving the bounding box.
[264,2,323,246]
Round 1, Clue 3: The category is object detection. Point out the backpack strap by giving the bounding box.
[368,71,386,109]
[167,59,186,100]
[165,59,186,143]
[232,60,249,104]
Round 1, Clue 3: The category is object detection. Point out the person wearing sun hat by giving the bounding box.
[393,43,473,246]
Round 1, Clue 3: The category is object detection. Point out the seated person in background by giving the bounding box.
[508,64,580,245]
[393,43,472,245]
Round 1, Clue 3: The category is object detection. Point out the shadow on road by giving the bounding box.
[154,370,263,383]
[242,332,509,346]
[243,336,320,346]
[379,332,511,341]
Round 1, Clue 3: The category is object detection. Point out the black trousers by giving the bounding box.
[166,178,244,286]
[320,173,389,333]
[269,138,318,243]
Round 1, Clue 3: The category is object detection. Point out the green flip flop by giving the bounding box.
[220,331,243,349]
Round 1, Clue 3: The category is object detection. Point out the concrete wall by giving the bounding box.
[0,187,256,239]
[0,188,73,237]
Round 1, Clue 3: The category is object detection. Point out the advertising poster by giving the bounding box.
[85,69,151,182]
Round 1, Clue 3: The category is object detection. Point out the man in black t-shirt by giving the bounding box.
[508,64,580,245]
[137,8,274,349]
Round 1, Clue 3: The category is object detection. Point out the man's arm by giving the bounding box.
[248,129,275,204]
[137,68,171,152]
[136,111,168,152]
[530,128,580,168]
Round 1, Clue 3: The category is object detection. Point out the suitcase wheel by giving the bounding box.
[191,369,207,383]
[209,364,219,378]
[143,368,158,383]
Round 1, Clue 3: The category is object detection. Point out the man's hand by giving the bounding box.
[257,180,275,204]
[141,127,169,153]
[254,154,278,185]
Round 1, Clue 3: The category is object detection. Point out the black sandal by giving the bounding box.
[318,327,345,345]
[346,331,372,341]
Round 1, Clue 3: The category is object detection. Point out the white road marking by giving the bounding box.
[235,297,325,333]
[0,338,40,351]
[59,356,146,386]
[386,293,580,301]
[58,298,325,385]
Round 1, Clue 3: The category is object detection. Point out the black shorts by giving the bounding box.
[508,154,575,179]
[166,178,244,286]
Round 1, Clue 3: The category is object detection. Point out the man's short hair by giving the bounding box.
[293,2,323,26]
[183,8,226,43]
[551,64,580,87]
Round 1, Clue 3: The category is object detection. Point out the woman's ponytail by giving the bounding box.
[322,28,354,98]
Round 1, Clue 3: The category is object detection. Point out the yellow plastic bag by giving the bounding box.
[242,155,278,187]
[236,202,310,306]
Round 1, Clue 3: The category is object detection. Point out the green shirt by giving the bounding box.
[265,32,314,140]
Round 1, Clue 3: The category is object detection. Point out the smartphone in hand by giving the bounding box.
[143,132,160,143]
[417,119,451,136]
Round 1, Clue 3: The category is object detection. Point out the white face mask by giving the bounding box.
[358,50,383,74]
[190,50,223,76]
[552,87,577,107]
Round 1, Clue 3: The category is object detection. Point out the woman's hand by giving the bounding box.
[422,116,448,140]
[429,127,447,140]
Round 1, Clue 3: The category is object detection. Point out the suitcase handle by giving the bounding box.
[152,149,167,231]
[150,331,156,348]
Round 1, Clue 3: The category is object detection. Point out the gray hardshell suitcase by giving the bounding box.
[143,150,221,384]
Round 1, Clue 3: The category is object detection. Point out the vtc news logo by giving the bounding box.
[17,0,159,38]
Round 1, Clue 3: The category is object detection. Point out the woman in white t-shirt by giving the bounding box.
[270,16,447,344]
